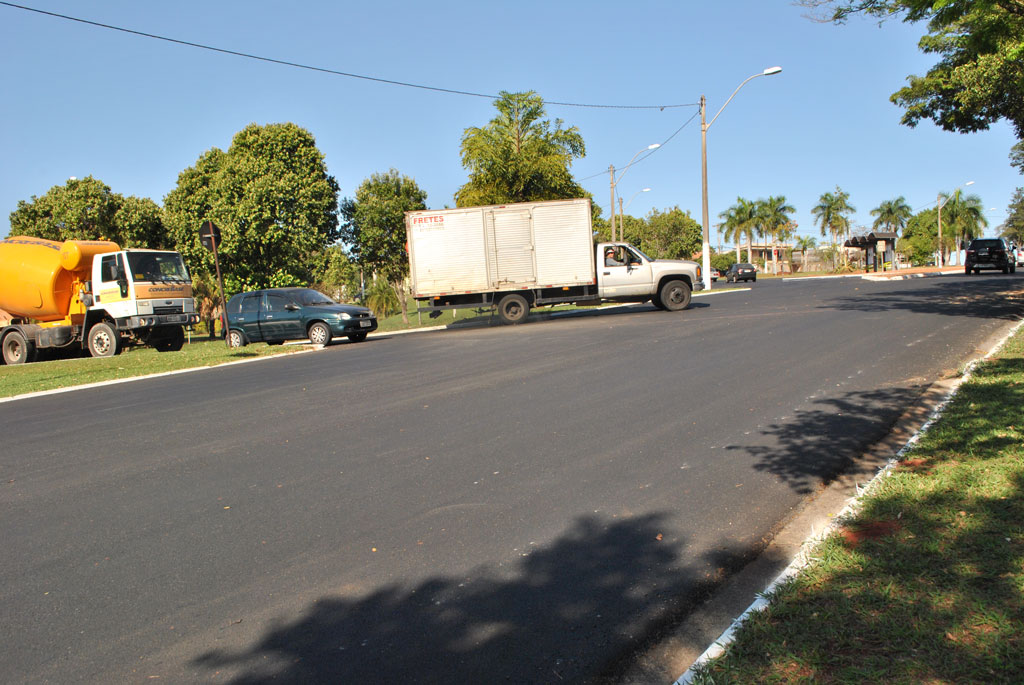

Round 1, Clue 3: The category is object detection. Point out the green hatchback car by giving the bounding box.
[225,288,377,347]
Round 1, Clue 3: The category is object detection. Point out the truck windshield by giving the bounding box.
[127,252,190,283]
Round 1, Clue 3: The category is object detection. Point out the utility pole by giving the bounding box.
[608,165,617,242]
[937,192,944,267]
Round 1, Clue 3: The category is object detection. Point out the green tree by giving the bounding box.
[812,186,856,269]
[9,175,168,247]
[900,207,941,265]
[1000,187,1024,243]
[718,197,758,262]
[642,206,703,259]
[163,123,340,294]
[340,169,427,324]
[940,190,988,263]
[755,195,795,274]
[795,235,818,272]
[871,196,913,234]
[802,1,1024,164]
[455,90,590,207]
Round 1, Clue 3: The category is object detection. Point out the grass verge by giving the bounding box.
[691,326,1024,683]
[0,337,309,399]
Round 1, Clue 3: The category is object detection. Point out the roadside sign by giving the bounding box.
[199,221,221,251]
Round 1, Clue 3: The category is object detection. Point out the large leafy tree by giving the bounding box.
[340,169,427,324]
[163,123,340,293]
[802,1,1024,162]
[642,207,703,259]
[871,196,913,233]
[1001,187,1024,243]
[812,186,857,269]
[455,90,590,207]
[9,175,167,247]
[900,207,942,264]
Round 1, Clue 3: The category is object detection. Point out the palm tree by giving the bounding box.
[755,196,795,274]
[941,191,988,264]
[795,235,817,272]
[871,197,913,234]
[811,186,856,270]
[718,197,757,262]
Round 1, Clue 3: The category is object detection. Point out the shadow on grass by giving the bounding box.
[191,512,759,684]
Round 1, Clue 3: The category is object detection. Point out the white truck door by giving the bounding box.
[487,209,536,287]
[598,245,653,297]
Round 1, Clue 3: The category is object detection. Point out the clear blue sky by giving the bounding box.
[1,1,1019,245]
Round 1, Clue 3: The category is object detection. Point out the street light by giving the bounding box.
[610,144,660,242]
[619,188,652,233]
[936,180,974,267]
[700,66,782,290]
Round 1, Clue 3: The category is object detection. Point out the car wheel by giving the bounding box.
[965,266,971,275]
[226,329,247,348]
[659,279,691,311]
[752,276,756,282]
[87,322,121,358]
[975,269,981,274]
[347,331,368,342]
[2,330,36,365]
[497,294,530,324]
[308,322,332,346]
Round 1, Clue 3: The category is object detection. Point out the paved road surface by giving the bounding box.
[2,273,1022,683]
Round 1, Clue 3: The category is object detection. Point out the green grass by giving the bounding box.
[0,337,309,399]
[692,327,1024,684]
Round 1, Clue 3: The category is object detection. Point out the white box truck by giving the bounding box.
[405,198,703,324]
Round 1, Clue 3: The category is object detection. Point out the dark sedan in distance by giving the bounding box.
[225,288,377,347]
[724,263,757,283]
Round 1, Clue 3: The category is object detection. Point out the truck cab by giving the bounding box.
[596,242,703,307]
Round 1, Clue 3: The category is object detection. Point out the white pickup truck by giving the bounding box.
[405,198,703,324]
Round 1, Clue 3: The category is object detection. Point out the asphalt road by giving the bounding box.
[3,272,1023,683]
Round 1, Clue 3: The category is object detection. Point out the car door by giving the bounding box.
[262,292,305,341]
[599,246,653,297]
[236,293,264,342]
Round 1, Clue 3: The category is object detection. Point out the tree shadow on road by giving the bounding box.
[192,512,742,684]
[825,278,1024,320]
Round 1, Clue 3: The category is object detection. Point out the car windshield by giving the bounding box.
[292,289,337,306]
[127,252,190,283]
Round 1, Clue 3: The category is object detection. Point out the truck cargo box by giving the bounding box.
[406,198,595,298]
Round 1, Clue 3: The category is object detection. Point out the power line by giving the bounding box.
[1,2,699,111]
[577,110,701,182]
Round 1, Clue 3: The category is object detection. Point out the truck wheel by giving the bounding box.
[497,294,530,324]
[347,331,368,342]
[2,330,37,365]
[651,295,667,310]
[309,322,332,346]
[659,280,692,311]
[88,322,121,358]
[226,329,247,348]
[155,327,185,352]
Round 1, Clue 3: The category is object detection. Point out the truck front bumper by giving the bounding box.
[693,279,705,292]
[126,314,201,328]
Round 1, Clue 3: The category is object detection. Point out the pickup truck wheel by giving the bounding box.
[226,329,247,348]
[651,295,667,310]
[309,322,332,346]
[659,280,691,311]
[347,331,368,342]
[497,294,530,324]
[2,330,36,365]
[88,322,121,358]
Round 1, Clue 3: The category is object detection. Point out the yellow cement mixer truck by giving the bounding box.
[0,236,200,364]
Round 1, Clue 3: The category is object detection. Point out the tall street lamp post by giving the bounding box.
[610,144,660,242]
[700,66,782,290]
[619,187,652,236]
[936,180,974,267]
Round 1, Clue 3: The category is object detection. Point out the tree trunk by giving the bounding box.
[392,280,409,325]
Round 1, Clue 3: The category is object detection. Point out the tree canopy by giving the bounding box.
[1001,187,1024,242]
[340,169,427,323]
[871,196,913,233]
[163,123,340,293]
[9,175,167,247]
[803,1,1024,152]
[455,91,591,207]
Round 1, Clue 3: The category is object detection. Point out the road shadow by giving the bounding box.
[825,277,1024,320]
[725,385,927,495]
[191,513,750,684]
